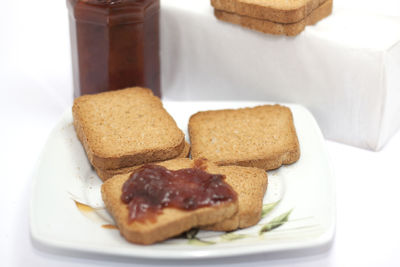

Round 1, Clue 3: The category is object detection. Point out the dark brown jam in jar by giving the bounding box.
[121,164,237,223]
[67,0,160,98]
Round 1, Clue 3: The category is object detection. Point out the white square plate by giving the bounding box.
[30,101,335,259]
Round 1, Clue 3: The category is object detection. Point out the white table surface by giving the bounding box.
[1,1,400,266]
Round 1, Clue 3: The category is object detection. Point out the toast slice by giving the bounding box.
[189,104,300,170]
[203,165,268,231]
[73,87,185,170]
[211,0,328,24]
[214,0,332,36]
[95,141,191,181]
[101,158,238,245]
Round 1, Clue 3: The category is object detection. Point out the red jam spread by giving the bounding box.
[67,0,160,98]
[121,164,237,223]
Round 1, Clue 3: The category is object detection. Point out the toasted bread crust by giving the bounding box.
[227,147,300,170]
[101,158,239,245]
[189,104,300,170]
[72,87,185,170]
[211,0,328,23]
[95,142,191,181]
[214,0,332,36]
[203,165,268,231]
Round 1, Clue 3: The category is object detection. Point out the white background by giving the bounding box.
[1,0,400,266]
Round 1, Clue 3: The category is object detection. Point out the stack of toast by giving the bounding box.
[72,87,189,181]
[72,87,300,245]
[211,0,333,36]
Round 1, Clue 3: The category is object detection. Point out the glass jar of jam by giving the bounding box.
[67,0,160,98]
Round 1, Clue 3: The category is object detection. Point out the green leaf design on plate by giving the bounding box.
[259,209,293,235]
[220,233,251,241]
[185,228,215,246]
[188,238,216,246]
[261,200,281,218]
[185,228,199,240]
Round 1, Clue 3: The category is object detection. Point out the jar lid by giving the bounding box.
[68,0,159,25]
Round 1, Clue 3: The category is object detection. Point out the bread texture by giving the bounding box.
[214,0,332,36]
[189,104,300,170]
[72,87,185,170]
[101,158,238,245]
[211,0,328,23]
[203,165,268,231]
[95,141,191,181]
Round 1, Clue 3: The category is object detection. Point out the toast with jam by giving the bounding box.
[72,87,186,171]
[101,158,240,245]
